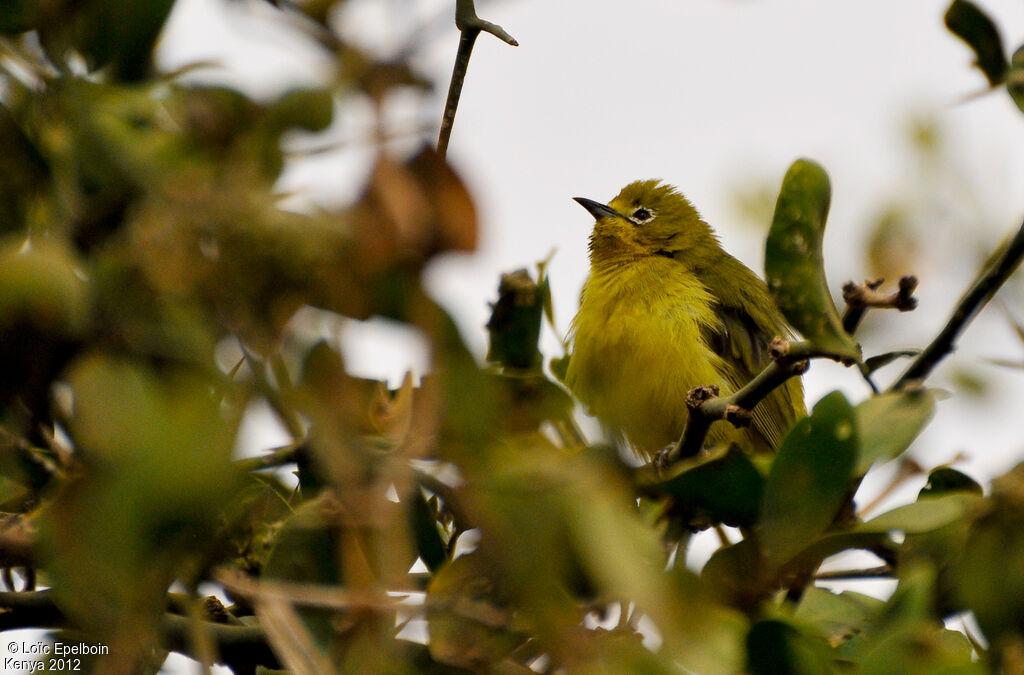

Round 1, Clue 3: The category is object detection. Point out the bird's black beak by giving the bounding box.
[573,197,622,221]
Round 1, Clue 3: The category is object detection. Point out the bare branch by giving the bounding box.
[892,217,1024,391]
[842,276,918,334]
[438,0,518,157]
[664,339,832,463]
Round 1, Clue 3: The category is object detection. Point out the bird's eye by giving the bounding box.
[631,207,653,223]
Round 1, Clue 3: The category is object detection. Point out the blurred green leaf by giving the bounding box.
[853,564,984,675]
[854,389,936,475]
[486,269,544,371]
[949,463,1024,643]
[794,587,885,655]
[408,487,448,574]
[1008,45,1024,113]
[0,104,50,233]
[782,492,980,578]
[861,349,919,376]
[0,0,39,34]
[263,496,346,651]
[766,159,860,361]
[746,618,835,675]
[859,493,980,535]
[759,391,858,570]
[40,355,243,653]
[426,554,524,670]
[0,237,90,336]
[640,444,764,529]
[268,89,335,134]
[919,467,983,499]
[944,0,1008,87]
[702,539,763,609]
[39,0,177,81]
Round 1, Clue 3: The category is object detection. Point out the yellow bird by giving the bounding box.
[566,180,805,459]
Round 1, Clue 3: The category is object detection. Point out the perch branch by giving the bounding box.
[663,339,838,464]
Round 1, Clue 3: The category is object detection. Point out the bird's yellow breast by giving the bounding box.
[566,256,741,457]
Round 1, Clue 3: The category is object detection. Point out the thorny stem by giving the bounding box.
[891,217,1024,391]
[437,0,518,157]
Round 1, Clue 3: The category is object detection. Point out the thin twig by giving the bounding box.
[437,0,518,157]
[842,276,918,335]
[235,442,305,473]
[814,565,893,581]
[891,217,1024,391]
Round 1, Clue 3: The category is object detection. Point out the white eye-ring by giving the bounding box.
[630,207,654,224]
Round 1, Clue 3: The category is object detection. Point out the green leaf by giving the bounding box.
[640,444,764,528]
[39,0,178,81]
[861,349,919,376]
[40,356,243,636]
[944,0,1008,87]
[780,493,980,576]
[1007,45,1024,114]
[765,159,860,361]
[759,391,858,570]
[426,554,525,670]
[746,619,835,675]
[919,467,983,499]
[794,587,885,653]
[853,564,984,675]
[0,104,50,233]
[408,487,448,574]
[485,269,544,371]
[268,89,335,133]
[858,493,980,534]
[949,464,1024,641]
[0,237,90,336]
[854,389,936,475]
[263,496,347,651]
[0,0,40,34]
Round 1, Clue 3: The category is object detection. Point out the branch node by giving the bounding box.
[686,384,720,410]
[724,404,752,428]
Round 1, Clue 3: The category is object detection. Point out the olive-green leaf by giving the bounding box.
[746,619,834,675]
[918,466,983,499]
[857,493,980,534]
[0,0,40,34]
[854,389,936,475]
[759,391,858,570]
[861,349,919,376]
[766,159,860,361]
[408,486,448,573]
[641,444,764,528]
[794,587,885,648]
[485,269,543,371]
[1007,44,1024,114]
[944,0,1008,87]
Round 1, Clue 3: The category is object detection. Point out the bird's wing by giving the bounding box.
[702,301,804,450]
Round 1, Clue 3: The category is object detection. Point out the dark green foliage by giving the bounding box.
[766,159,860,361]
[944,0,1008,87]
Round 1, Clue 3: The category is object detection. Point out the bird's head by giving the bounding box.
[575,179,718,264]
